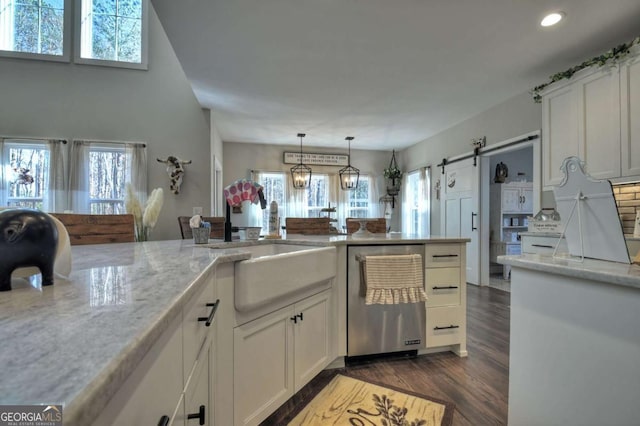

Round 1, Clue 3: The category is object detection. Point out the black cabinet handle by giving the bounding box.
[434,325,460,330]
[290,315,298,324]
[198,299,220,327]
[522,195,526,204]
[297,312,304,321]
[158,416,170,426]
[432,286,459,290]
[531,244,553,248]
[432,254,458,258]
[187,405,205,425]
[471,212,478,231]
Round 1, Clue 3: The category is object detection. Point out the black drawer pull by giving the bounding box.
[187,405,206,425]
[432,286,459,290]
[290,315,298,324]
[434,325,460,330]
[158,416,170,426]
[432,254,458,258]
[198,299,220,327]
[531,244,553,248]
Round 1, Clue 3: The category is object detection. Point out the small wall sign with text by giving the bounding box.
[283,152,349,166]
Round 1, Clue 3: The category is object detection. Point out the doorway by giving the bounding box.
[479,131,540,289]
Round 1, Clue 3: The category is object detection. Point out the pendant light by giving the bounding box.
[290,133,312,189]
[339,136,360,190]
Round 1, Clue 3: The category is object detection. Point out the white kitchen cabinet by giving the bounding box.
[93,271,218,426]
[423,244,467,356]
[233,290,331,426]
[621,52,640,177]
[501,183,533,213]
[542,49,640,187]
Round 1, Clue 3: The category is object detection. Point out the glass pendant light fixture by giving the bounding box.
[290,133,312,189]
[339,136,360,190]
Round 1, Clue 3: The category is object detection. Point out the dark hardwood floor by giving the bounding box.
[262,285,510,425]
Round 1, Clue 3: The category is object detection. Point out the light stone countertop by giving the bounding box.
[0,233,459,425]
[499,253,640,290]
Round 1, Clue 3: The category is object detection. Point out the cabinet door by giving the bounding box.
[621,54,640,177]
[543,85,579,187]
[520,188,534,213]
[182,350,210,426]
[234,305,294,426]
[92,314,183,426]
[578,68,621,179]
[294,291,330,392]
[501,187,521,212]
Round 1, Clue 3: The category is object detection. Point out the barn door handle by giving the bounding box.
[471,212,478,231]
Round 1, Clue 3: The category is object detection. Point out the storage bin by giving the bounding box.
[192,227,210,244]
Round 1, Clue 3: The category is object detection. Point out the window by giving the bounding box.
[345,175,370,219]
[76,0,148,68]
[1,140,50,209]
[402,167,430,235]
[0,0,70,60]
[306,174,329,218]
[88,145,127,214]
[69,140,146,214]
[253,171,287,234]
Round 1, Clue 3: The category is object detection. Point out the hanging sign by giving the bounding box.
[283,152,349,166]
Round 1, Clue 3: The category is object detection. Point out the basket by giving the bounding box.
[192,227,210,244]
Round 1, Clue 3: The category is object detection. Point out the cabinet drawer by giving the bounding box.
[183,274,216,384]
[424,244,461,268]
[521,235,567,254]
[426,306,464,348]
[425,268,461,307]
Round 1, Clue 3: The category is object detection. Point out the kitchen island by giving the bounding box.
[0,234,468,426]
[499,253,640,426]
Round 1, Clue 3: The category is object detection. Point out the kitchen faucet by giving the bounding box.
[224,180,267,242]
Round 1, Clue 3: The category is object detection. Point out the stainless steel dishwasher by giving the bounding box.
[347,244,426,357]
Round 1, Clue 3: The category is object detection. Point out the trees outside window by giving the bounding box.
[0,0,67,57]
[346,176,369,219]
[88,147,127,214]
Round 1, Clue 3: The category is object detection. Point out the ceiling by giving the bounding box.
[151,0,640,150]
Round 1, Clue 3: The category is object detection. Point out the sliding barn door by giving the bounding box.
[440,158,480,285]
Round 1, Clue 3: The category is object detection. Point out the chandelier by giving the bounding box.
[290,133,312,189]
[339,136,360,190]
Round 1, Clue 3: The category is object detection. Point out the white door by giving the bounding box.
[441,158,480,285]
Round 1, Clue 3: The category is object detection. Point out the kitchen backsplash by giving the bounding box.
[612,183,640,235]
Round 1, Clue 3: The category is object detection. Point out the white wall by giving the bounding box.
[400,92,542,235]
[0,6,211,240]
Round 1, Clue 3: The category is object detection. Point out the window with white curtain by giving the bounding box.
[250,171,379,233]
[70,140,146,213]
[402,167,430,236]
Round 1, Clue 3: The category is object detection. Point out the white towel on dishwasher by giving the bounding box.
[364,254,426,305]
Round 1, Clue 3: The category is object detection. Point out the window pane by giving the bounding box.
[40,6,64,54]
[13,5,40,53]
[91,14,116,60]
[117,16,140,62]
[117,0,141,18]
[8,146,49,199]
[93,0,115,15]
[42,0,64,8]
[89,150,126,200]
[257,173,286,234]
[90,201,124,214]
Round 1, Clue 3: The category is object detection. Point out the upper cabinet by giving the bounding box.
[541,49,640,188]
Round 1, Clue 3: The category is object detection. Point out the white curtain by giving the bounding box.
[69,140,91,213]
[125,142,148,204]
[422,167,431,236]
[367,175,381,218]
[287,176,307,218]
[401,172,412,234]
[44,139,67,212]
[401,167,431,236]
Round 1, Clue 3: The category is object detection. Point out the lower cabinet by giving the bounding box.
[233,290,331,426]
[174,346,211,426]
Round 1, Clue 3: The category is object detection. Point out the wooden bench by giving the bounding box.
[178,216,225,239]
[285,217,331,235]
[346,218,387,234]
[50,213,135,245]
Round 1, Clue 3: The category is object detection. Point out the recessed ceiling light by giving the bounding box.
[541,12,565,27]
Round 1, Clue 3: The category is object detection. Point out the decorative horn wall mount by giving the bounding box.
[157,156,192,194]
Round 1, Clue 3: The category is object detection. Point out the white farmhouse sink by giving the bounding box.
[234,244,336,312]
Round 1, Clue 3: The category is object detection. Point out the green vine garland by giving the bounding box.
[531,35,640,103]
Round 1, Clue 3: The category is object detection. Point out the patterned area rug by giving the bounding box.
[287,374,454,426]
